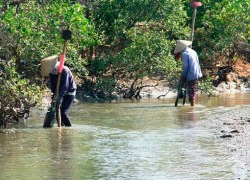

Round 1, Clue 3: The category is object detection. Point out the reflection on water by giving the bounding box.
[1,92,250,179]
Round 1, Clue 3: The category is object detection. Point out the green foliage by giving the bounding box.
[0,63,42,127]
[0,1,95,76]
[85,0,189,98]
[199,76,217,97]
[95,77,116,99]
[0,1,97,126]
[112,27,176,78]
[89,57,109,77]
[0,0,248,105]
[193,0,249,65]
[93,0,189,41]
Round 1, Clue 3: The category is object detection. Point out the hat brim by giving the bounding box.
[174,40,192,54]
[40,55,58,77]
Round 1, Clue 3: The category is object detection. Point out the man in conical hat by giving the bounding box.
[174,40,202,106]
[41,55,77,126]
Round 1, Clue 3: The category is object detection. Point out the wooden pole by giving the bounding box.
[189,7,197,48]
[55,41,67,127]
[189,1,202,47]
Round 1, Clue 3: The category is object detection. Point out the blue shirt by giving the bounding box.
[181,47,202,81]
[50,66,77,100]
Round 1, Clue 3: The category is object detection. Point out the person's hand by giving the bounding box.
[180,77,186,83]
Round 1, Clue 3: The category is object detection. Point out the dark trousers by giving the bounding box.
[60,95,75,126]
[187,79,198,101]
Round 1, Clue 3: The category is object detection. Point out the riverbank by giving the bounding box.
[140,58,250,99]
[139,75,248,99]
[40,58,250,112]
[41,75,248,107]
[206,105,250,179]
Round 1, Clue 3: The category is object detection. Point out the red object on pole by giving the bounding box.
[190,1,202,8]
[58,53,65,73]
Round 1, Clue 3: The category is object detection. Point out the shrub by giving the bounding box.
[0,63,42,127]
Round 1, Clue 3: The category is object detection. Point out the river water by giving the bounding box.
[1,92,250,179]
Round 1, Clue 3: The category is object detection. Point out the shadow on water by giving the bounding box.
[1,92,250,179]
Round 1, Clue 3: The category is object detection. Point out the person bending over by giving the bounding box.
[174,40,202,106]
[41,55,77,126]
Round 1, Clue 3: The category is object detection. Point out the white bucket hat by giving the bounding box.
[40,55,58,77]
[174,40,192,54]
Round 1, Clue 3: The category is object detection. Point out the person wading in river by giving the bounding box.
[174,40,202,106]
[41,55,77,126]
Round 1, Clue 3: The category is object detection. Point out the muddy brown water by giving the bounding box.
[1,92,250,179]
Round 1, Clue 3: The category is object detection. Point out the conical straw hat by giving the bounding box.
[40,55,58,77]
[174,40,192,54]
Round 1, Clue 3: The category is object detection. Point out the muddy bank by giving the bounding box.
[41,78,248,106]
[140,77,248,99]
[206,106,250,178]
[208,106,250,142]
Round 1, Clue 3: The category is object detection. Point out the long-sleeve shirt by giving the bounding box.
[181,47,202,81]
[49,66,77,101]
